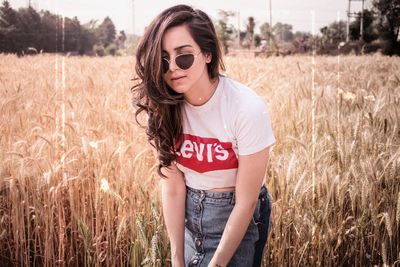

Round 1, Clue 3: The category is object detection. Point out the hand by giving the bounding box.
[207,260,224,267]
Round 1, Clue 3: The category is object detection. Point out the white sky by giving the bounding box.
[9,0,368,35]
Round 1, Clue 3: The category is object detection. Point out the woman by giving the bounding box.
[132,5,275,267]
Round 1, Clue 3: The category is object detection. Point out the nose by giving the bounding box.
[167,58,179,72]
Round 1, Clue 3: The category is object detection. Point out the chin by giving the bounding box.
[167,82,190,94]
[171,86,189,95]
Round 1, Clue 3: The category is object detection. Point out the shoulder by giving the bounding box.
[221,76,268,117]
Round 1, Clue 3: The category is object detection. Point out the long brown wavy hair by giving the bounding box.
[131,5,225,177]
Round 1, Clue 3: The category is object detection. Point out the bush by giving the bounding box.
[362,40,384,54]
[93,44,105,57]
[105,43,118,56]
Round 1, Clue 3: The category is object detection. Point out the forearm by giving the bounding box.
[161,185,186,260]
[159,164,187,266]
[209,147,271,266]
[209,201,257,266]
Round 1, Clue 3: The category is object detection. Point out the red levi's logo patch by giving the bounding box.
[175,134,238,173]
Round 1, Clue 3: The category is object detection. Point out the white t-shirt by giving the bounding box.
[175,75,275,190]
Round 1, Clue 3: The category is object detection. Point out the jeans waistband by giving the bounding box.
[186,184,269,201]
[186,186,235,202]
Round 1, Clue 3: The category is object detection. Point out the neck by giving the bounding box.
[185,76,219,106]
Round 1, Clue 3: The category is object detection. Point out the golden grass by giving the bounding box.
[0,54,399,266]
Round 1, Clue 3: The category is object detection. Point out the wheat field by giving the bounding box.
[0,54,399,266]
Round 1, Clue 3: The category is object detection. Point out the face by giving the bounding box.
[161,25,211,95]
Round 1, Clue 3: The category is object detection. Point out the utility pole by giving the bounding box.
[27,0,38,9]
[346,0,365,42]
[132,0,135,36]
[269,0,272,27]
[237,10,241,47]
[346,0,351,42]
[269,0,272,45]
[360,0,364,41]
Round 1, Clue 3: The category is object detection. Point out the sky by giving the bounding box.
[8,0,369,35]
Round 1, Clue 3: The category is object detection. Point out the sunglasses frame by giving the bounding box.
[162,51,202,73]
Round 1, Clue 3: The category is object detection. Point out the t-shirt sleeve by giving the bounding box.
[235,97,276,155]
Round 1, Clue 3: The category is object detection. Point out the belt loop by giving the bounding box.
[230,191,236,205]
[199,190,205,202]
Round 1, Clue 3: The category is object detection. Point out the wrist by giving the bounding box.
[171,255,184,267]
[209,249,230,267]
[208,259,226,267]
[171,249,184,260]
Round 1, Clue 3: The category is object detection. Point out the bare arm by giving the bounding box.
[208,147,271,267]
[160,162,186,267]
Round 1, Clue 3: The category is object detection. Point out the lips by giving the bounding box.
[171,76,185,81]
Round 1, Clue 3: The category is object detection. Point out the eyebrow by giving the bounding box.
[162,44,193,53]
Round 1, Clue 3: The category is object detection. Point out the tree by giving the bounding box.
[105,43,117,55]
[39,11,93,54]
[0,2,44,54]
[273,22,294,42]
[117,30,126,49]
[0,1,116,55]
[93,43,105,56]
[81,19,98,54]
[0,1,21,52]
[0,1,16,25]
[254,34,261,47]
[293,31,311,41]
[39,10,59,52]
[215,10,235,54]
[292,31,312,53]
[96,16,116,47]
[16,7,42,49]
[63,16,81,52]
[260,22,274,43]
[320,20,346,45]
[373,0,400,55]
[349,9,379,42]
[245,16,255,49]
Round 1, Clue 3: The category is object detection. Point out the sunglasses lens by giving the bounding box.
[162,54,196,73]
[176,54,195,70]
[162,58,170,73]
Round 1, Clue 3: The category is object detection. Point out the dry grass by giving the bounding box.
[0,53,399,266]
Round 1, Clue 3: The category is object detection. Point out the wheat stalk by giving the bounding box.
[382,242,387,267]
[383,212,392,241]
[396,192,400,225]
[1,54,399,266]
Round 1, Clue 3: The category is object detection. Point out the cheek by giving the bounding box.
[162,74,176,92]
[194,61,208,75]
[162,74,170,85]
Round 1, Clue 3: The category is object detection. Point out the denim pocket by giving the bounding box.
[256,188,272,239]
[251,200,261,226]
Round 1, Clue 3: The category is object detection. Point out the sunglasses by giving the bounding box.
[162,51,202,73]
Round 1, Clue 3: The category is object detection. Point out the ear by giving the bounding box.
[204,52,212,63]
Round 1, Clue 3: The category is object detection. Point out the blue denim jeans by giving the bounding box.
[184,185,272,267]
[252,185,272,267]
